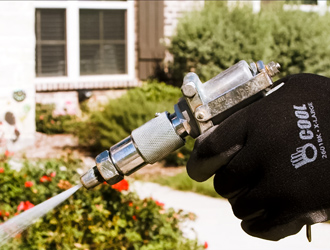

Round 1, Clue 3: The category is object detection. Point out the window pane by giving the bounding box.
[80,9,127,75]
[302,0,317,4]
[80,10,100,40]
[36,9,66,77]
[103,44,126,74]
[40,45,66,76]
[285,0,317,4]
[103,10,125,40]
[80,44,101,75]
[40,9,65,40]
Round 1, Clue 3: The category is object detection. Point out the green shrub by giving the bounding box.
[152,171,219,198]
[0,157,203,250]
[169,2,330,84]
[36,104,77,134]
[76,82,194,166]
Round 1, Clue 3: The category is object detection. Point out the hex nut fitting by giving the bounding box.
[80,166,104,190]
[195,111,205,120]
[266,61,281,77]
[96,150,123,185]
[249,62,258,76]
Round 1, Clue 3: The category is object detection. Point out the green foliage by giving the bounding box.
[0,158,203,250]
[76,82,194,166]
[152,171,220,198]
[36,104,77,134]
[169,2,330,84]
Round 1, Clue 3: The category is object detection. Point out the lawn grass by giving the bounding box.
[151,171,220,198]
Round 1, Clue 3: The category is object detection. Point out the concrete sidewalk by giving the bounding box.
[130,181,330,250]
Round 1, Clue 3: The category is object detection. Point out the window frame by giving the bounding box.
[33,1,135,86]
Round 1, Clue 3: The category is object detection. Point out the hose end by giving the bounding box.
[80,166,105,190]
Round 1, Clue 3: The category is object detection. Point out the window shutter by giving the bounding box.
[138,1,164,79]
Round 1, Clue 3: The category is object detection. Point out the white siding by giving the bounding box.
[0,1,36,152]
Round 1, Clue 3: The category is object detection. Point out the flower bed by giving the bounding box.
[36,103,77,135]
[0,157,204,249]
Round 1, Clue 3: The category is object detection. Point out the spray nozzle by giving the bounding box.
[80,150,124,189]
[80,166,104,189]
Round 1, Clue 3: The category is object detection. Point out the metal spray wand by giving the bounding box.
[80,60,280,189]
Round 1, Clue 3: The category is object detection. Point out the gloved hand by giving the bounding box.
[187,73,330,241]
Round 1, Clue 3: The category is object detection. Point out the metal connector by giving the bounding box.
[80,166,105,190]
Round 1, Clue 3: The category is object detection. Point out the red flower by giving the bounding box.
[0,168,4,173]
[14,212,19,216]
[4,150,14,157]
[17,201,34,211]
[5,212,9,217]
[132,215,137,221]
[17,201,25,211]
[0,211,2,217]
[24,181,33,188]
[39,115,44,120]
[177,152,185,159]
[50,172,56,177]
[204,241,208,249]
[155,200,165,207]
[111,179,129,192]
[128,202,133,207]
[40,175,51,183]
[25,201,34,210]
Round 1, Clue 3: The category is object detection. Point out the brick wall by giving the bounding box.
[162,1,204,71]
[163,1,204,39]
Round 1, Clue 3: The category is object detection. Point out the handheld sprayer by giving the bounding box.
[80,60,280,189]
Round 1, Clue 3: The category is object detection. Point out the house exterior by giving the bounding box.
[0,0,204,152]
[1,0,327,152]
[230,0,328,14]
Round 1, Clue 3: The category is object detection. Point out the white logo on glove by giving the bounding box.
[291,103,327,169]
[291,143,317,169]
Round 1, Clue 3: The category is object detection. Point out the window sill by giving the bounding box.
[35,75,139,92]
[283,4,323,12]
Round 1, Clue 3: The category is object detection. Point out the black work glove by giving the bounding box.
[187,73,330,241]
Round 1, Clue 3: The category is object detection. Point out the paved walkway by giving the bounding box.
[130,181,330,250]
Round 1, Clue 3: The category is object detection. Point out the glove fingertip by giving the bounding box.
[186,157,212,182]
[241,217,306,241]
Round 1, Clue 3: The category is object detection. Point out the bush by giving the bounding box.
[152,171,219,198]
[76,82,194,166]
[169,2,330,85]
[36,104,77,134]
[0,157,203,250]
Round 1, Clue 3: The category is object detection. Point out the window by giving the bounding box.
[285,0,318,4]
[35,9,67,77]
[80,9,127,75]
[302,0,318,4]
